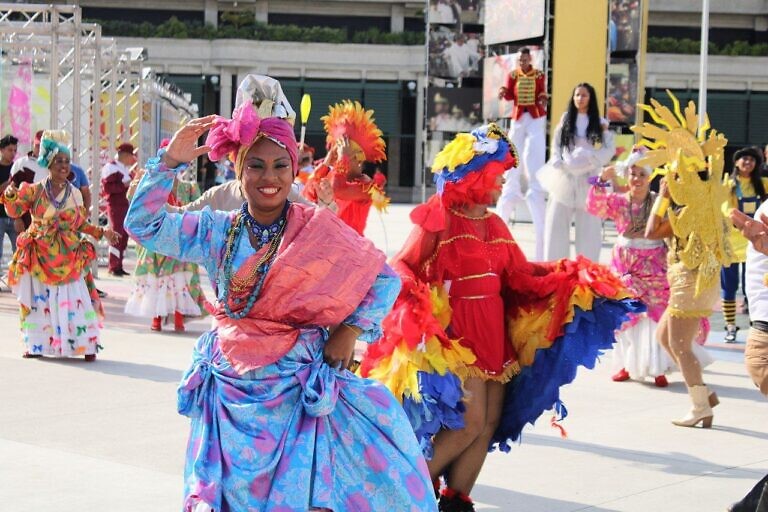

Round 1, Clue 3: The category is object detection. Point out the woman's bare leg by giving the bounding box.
[427,377,486,481]
[667,316,704,386]
[656,311,676,364]
[445,380,505,495]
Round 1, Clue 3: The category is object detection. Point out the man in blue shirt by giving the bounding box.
[69,163,92,213]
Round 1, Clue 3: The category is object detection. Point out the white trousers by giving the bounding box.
[543,199,602,261]
[497,113,547,260]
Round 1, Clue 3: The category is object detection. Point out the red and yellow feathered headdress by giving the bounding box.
[322,100,387,163]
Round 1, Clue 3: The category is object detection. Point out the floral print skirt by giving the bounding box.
[14,273,100,357]
[178,330,437,512]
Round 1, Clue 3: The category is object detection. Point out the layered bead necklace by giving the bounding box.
[218,201,290,320]
[44,178,71,209]
[627,191,653,235]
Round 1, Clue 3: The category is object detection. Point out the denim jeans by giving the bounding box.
[0,216,17,267]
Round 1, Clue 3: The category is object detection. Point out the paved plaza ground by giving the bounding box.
[0,203,766,511]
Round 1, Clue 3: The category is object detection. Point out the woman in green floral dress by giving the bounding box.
[125,175,208,331]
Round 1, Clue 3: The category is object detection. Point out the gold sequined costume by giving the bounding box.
[632,91,733,318]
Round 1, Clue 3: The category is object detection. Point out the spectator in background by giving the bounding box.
[10,129,47,184]
[0,134,19,271]
[761,143,768,177]
[69,163,92,214]
[100,142,136,276]
[10,130,45,231]
[201,153,217,190]
[721,147,768,342]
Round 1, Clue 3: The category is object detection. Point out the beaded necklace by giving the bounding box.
[45,178,70,209]
[627,191,653,235]
[217,201,290,320]
[243,201,288,246]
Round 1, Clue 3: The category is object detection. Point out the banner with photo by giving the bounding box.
[482,46,545,120]
[427,86,482,133]
[429,26,484,79]
[485,0,545,45]
[428,0,484,25]
[3,75,51,150]
[609,0,642,53]
[606,60,638,126]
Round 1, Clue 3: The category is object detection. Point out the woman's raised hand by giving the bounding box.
[600,165,616,182]
[658,177,670,198]
[162,115,217,168]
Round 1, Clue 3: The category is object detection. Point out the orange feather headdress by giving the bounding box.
[322,100,387,163]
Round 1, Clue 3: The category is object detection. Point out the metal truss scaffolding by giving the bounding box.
[0,4,197,272]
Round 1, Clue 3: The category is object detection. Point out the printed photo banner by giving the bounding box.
[482,47,545,120]
[485,0,545,45]
[427,86,482,133]
[0,60,44,146]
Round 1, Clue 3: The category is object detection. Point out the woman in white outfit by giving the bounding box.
[540,82,615,261]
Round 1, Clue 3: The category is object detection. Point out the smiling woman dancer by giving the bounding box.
[586,149,674,386]
[125,75,435,512]
[1,130,119,360]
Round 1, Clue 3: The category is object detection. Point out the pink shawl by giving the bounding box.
[215,203,386,373]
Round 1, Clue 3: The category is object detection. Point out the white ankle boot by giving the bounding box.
[672,384,713,428]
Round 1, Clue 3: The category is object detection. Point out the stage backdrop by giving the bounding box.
[485,0,545,45]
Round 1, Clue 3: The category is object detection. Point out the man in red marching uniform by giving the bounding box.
[100,142,135,276]
[497,47,548,260]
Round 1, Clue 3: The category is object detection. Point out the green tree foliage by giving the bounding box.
[648,36,768,56]
[87,15,423,45]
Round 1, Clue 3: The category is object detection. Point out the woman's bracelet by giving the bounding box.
[4,188,17,201]
[339,322,363,337]
[652,197,670,218]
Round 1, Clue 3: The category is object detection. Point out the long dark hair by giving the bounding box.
[558,82,603,154]
[731,153,767,202]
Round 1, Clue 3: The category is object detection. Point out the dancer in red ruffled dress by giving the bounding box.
[361,124,642,511]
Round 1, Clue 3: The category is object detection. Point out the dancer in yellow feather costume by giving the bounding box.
[634,91,732,428]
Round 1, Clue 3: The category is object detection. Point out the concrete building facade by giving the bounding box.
[37,0,768,195]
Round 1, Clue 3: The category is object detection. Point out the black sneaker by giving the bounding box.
[96,288,107,298]
[724,325,739,343]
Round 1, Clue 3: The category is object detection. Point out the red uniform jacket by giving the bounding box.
[502,67,547,120]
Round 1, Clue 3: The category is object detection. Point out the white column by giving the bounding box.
[204,0,218,29]
[414,74,426,202]
[219,70,233,118]
[391,4,405,33]
[255,0,269,23]
[698,0,709,134]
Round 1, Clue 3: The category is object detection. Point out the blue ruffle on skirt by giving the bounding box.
[490,298,645,452]
[402,371,466,460]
